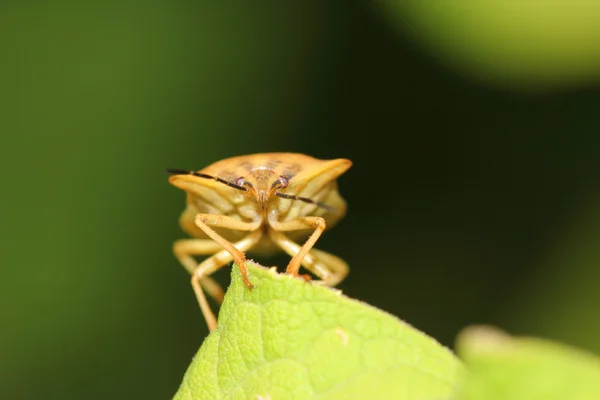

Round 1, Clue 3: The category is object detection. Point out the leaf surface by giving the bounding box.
[174,263,462,400]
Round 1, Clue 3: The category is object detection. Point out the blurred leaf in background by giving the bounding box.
[455,325,600,399]
[378,0,600,91]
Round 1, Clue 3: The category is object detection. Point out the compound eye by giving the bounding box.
[235,177,245,186]
[278,175,289,188]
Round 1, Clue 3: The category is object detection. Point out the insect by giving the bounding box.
[167,152,352,331]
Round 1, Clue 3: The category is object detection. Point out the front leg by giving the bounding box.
[267,212,326,277]
[268,229,349,286]
[193,213,262,289]
[190,230,262,331]
[186,214,262,331]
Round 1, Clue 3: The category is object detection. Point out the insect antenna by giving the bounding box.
[276,192,337,212]
[165,168,248,191]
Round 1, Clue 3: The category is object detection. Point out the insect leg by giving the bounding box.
[193,214,262,289]
[306,247,349,286]
[189,230,262,331]
[267,215,326,278]
[268,229,348,286]
[173,238,227,303]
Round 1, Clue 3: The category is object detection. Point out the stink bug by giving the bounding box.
[167,152,352,331]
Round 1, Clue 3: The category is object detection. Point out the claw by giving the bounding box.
[239,263,255,289]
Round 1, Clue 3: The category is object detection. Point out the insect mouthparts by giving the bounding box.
[258,191,269,203]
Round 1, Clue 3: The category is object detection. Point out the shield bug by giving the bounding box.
[167,152,352,331]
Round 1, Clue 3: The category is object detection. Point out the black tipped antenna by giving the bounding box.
[275,192,337,212]
[165,168,247,191]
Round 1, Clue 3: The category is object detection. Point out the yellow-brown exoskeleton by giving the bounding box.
[167,152,352,331]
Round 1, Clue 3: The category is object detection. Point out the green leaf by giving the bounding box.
[454,325,600,400]
[173,263,462,400]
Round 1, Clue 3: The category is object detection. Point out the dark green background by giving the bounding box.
[2,3,600,399]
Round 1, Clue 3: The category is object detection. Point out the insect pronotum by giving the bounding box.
[167,152,352,331]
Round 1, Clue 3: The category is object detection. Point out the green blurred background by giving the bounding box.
[2,2,600,399]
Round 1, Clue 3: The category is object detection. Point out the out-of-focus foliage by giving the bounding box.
[380,1,600,90]
[455,326,600,400]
